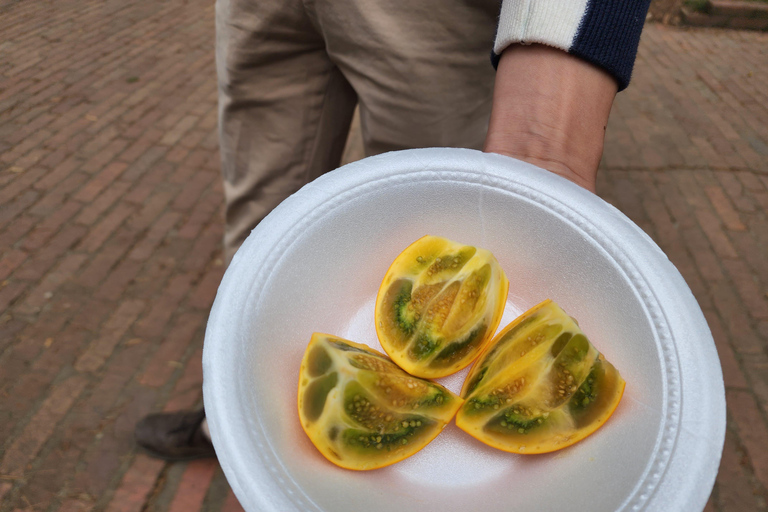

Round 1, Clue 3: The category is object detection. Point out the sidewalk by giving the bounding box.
[0,0,766,510]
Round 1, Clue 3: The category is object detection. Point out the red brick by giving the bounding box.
[77,202,134,253]
[201,128,219,151]
[117,129,164,164]
[702,309,749,389]
[182,222,223,273]
[134,273,194,339]
[716,429,762,511]
[74,162,128,202]
[164,145,190,163]
[80,138,130,174]
[704,185,747,232]
[123,146,167,181]
[221,490,246,512]
[75,299,145,373]
[0,280,27,313]
[77,239,134,291]
[160,115,199,146]
[85,105,130,135]
[34,156,82,191]
[60,131,93,157]
[7,329,89,415]
[123,109,164,139]
[20,200,81,251]
[702,494,715,512]
[14,224,88,282]
[178,129,208,150]
[188,264,224,310]
[78,124,119,158]
[177,148,211,174]
[75,181,132,226]
[177,189,222,239]
[0,316,27,353]
[0,249,28,281]
[68,386,159,499]
[0,310,71,393]
[167,163,196,187]
[28,173,88,218]
[58,499,93,512]
[46,117,90,149]
[172,170,216,211]
[742,353,768,423]
[163,346,204,412]
[104,455,165,512]
[139,312,202,387]
[127,211,181,262]
[127,189,177,234]
[60,297,109,336]
[129,251,181,298]
[22,341,154,508]
[727,389,768,491]
[721,258,768,321]
[693,208,739,260]
[167,459,218,512]
[712,281,765,355]
[0,167,46,204]
[0,189,39,231]
[95,259,143,301]
[0,482,12,505]
[15,253,88,316]
[0,214,37,251]
[5,112,55,143]
[1,129,52,163]
[737,170,766,193]
[123,160,175,205]
[0,374,88,478]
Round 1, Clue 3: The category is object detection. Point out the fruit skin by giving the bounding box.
[374,235,509,379]
[297,333,463,470]
[456,299,625,454]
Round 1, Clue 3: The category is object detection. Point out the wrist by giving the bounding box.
[484,44,617,193]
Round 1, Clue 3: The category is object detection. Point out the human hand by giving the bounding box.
[483,44,617,193]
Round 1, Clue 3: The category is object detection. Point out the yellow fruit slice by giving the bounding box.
[456,300,625,454]
[297,333,463,470]
[375,235,509,379]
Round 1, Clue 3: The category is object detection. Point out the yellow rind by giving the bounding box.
[374,235,508,379]
[456,300,625,454]
[297,333,464,470]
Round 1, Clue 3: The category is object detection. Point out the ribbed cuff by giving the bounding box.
[493,0,651,91]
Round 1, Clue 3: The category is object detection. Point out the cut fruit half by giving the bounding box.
[375,235,508,379]
[297,333,463,470]
[456,300,625,454]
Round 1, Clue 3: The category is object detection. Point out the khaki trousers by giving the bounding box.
[216,0,499,262]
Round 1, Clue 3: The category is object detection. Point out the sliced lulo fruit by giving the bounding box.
[375,235,508,378]
[456,300,625,454]
[297,333,463,470]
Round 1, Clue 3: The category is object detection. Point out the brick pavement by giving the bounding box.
[0,0,766,509]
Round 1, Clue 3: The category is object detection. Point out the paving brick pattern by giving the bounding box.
[0,0,765,509]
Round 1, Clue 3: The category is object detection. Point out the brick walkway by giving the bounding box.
[0,0,765,510]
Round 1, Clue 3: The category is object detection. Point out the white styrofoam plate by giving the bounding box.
[203,148,725,512]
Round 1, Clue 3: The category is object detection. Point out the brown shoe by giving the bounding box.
[134,409,216,461]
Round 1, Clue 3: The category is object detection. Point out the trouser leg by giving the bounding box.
[313,0,499,155]
[216,0,357,263]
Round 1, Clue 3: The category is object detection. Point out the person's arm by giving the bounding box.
[484,45,615,193]
[484,0,651,192]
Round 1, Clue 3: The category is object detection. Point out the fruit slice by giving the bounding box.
[375,235,508,379]
[297,333,463,470]
[456,300,625,454]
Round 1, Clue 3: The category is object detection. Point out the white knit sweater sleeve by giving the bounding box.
[493,0,651,90]
[494,0,589,54]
